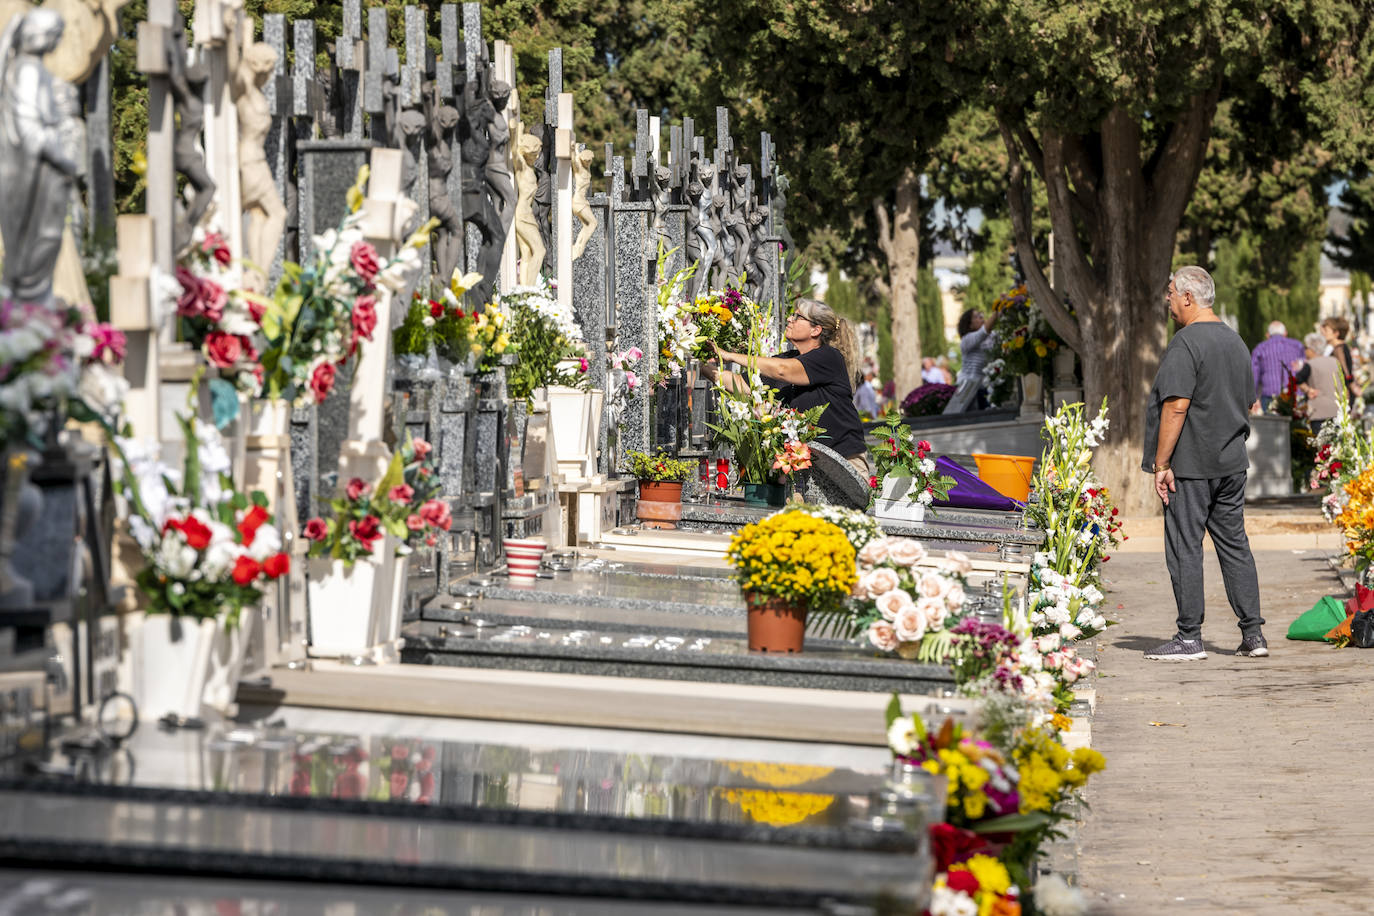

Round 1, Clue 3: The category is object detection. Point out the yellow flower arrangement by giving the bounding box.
[1335,465,1374,566]
[725,511,856,610]
[1013,727,1105,814]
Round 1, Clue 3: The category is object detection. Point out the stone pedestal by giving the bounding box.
[1051,348,1081,410]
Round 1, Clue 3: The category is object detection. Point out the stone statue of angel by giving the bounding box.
[0,8,78,304]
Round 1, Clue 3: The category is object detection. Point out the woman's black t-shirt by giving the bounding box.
[765,346,867,459]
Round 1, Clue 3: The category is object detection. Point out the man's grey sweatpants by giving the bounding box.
[1163,472,1265,641]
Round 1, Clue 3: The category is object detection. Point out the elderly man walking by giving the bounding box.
[1143,266,1267,660]
[1251,320,1304,411]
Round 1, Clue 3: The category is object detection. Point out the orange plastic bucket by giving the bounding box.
[971,453,1036,501]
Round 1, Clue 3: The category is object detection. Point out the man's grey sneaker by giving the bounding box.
[1143,637,1207,661]
[1235,635,1269,657]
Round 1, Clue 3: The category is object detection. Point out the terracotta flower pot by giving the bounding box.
[744,592,808,653]
[637,479,684,529]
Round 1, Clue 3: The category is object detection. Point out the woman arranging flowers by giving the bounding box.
[725,510,856,652]
[705,297,870,475]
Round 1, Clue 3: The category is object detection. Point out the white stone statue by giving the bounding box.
[513,129,544,286]
[570,146,597,260]
[230,35,284,291]
[0,9,78,304]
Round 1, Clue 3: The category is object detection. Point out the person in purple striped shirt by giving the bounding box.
[1250,321,1305,411]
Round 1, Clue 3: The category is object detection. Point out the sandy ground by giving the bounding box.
[1076,545,1374,914]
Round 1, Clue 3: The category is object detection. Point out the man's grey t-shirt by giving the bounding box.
[1141,321,1254,479]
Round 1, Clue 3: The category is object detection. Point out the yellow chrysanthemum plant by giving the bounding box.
[726,510,857,616]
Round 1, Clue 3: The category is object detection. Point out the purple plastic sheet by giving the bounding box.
[931,456,1024,511]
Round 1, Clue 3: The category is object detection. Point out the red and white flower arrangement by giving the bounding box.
[253,168,433,405]
[112,407,289,627]
[175,228,265,396]
[301,448,451,566]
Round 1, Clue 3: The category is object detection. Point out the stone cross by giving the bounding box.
[108,215,161,441]
[610,153,626,203]
[337,0,364,139]
[546,48,562,126]
[462,3,482,78]
[292,20,318,270]
[649,115,662,167]
[554,92,574,314]
[760,130,776,234]
[402,5,425,109]
[632,109,649,196]
[714,106,731,178]
[136,0,176,291]
[363,6,388,131]
[439,4,459,102]
[262,15,291,275]
[669,124,683,191]
[196,1,245,264]
[347,148,416,462]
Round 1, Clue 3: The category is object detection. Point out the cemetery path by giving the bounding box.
[1077,546,1373,915]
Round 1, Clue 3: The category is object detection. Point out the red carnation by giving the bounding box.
[411,438,432,460]
[418,498,452,531]
[345,477,369,501]
[309,361,336,403]
[348,514,384,547]
[263,552,290,578]
[869,475,879,489]
[231,555,262,586]
[237,504,269,547]
[388,484,414,505]
[406,514,425,531]
[450,307,465,319]
[429,299,444,318]
[349,240,381,284]
[303,518,328,541]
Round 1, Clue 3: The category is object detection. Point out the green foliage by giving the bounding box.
[867,409,957,505]
[1213,233,1322,348]
[917,266,944,358]
[1330,169,1374,282]
[624,450,695,482]
[393,291,473,364]
[962,218,1016,322]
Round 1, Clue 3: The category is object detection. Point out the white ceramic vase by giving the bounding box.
[306,536,401,658]
[874,476,927,523]
[132,611,253,723]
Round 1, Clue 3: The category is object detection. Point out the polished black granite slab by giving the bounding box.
[0,724,930,910]
[677,502,1044,553]
[0,870,791,915]
[401,619,958,694]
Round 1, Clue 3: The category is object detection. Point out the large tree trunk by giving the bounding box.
[875,168,923,403]
[998,95,1218,514]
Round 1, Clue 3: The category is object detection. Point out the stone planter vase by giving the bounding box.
[306,536,399,658]
[132,611,254,723]
[873,476,927,523]
[548,385,602,480]
[744,592,808,653]
[637,479,684,529]
[1019,372,1045,419]
[742,481,787,508]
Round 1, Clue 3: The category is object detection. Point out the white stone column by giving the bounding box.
[555,92,574,314]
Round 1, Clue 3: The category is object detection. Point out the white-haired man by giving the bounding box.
[1251,319,1304,412]
[1143,266,1267,661]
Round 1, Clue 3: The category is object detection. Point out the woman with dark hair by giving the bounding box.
[705,298,871,475]
[942,306,998,413]
[1320,316,1359,407]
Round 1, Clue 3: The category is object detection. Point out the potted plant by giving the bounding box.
[725,510,856,653]
[110,405,290,723]
[626,449,696,529]
[868,409,957,522]
[300,449,447,658]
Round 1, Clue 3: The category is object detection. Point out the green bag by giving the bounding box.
[1286,596,1348,641]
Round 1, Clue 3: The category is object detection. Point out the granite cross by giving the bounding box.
[632,109,649,196]
[337,0,365,139]
[363,6,388,136]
